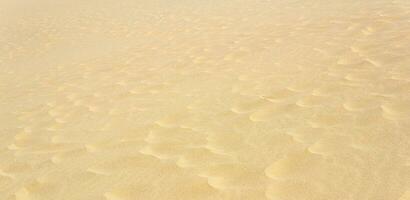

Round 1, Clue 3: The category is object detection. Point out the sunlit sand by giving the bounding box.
[1,0,410,199]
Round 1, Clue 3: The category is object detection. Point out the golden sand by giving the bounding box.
[1,0,410,199]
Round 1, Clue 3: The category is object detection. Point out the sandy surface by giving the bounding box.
[1,0,410,199]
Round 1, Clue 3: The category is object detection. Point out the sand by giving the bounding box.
[1,0,410,199]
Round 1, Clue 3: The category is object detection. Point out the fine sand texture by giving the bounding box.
[1,0,410,199]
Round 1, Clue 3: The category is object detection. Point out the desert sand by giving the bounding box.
[1,0,410,199]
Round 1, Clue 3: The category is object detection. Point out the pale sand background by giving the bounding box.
[1,0,410,199]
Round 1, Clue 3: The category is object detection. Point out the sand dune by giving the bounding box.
[1,0,410,199]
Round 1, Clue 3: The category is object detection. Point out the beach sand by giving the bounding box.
[1,0,410,199]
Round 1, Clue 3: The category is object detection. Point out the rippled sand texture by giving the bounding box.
[1,0,410,199]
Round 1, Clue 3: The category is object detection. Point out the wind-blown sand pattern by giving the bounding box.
[1,0,410,199]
